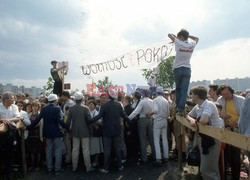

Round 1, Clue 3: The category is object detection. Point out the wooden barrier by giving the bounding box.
[176,115,250,179]
[176,115,250,151]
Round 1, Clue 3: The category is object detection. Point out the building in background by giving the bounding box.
[0,83,43,98]
[189,77,250,93]
[189,80,211,92]
[213,77,250,92]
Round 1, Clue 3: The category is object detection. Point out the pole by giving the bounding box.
[62,61,65,92]
[178,123,183,171]
[20,129,27,175]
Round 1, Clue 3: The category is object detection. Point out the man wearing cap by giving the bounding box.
[88,93,129,173]
[66,92,94,172]
[147,86,169,166]
[61,91,75,166]
[50,60,67,97]
[26,94,69,175]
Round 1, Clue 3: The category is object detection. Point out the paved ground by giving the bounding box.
[22,160,200,180]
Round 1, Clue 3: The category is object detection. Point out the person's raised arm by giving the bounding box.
[52,65,67,73]
[189,35,199,44]
[168,33,176,42]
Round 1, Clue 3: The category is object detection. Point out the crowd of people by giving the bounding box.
[1,29,250,180]
[0,85,250,180]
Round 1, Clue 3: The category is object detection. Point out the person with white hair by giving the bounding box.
[0,91,21,180]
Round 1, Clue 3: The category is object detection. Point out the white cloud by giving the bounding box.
[80,0,209,64]
[191,38,250,81]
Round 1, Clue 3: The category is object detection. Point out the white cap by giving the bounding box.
[47,94,58,102]
[74,92,83,100]
[156,86,164,93]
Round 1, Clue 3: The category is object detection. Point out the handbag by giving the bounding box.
[16,119,25,129]
[92,125,102,137]
[0,123,8,133]
[186,145,200,166]
[186,132,200,166]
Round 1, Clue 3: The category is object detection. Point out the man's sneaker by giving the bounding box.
[153,160,162,167]
[72,166,78,172]
[86,167,95,172]
[118,166,124,171]
[92,161,99,167]
[47,169,53,175]
[99,168,109,174]
[122,159,127,164]
[163,158,169,163]
[55,169,64,175]
[64,162,72,168]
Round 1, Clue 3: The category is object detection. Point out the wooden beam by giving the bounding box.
[176,115,250,151]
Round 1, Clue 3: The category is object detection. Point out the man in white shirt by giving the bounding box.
[147,86,169,166]
[128,89,155,163]
[148,74,157,97]
[187,86,221,180]
[0,92,21,180]
[168,29,199,116]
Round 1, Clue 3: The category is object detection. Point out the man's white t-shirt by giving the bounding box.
[173,38,197,69]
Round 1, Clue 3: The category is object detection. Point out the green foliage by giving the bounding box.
[157,56,175,89]
[141,56,175,89]
[42,77,54,96]
[141,69,153,81]
[95,76,115,93]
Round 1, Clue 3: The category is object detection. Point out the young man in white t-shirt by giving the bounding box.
[168,29,199,116]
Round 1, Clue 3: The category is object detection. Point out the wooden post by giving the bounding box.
[62,61,65,92]
[20,129,27,175]
[178,123,183,171]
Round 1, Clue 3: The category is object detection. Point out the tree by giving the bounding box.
[95,76,115,93]
[41,77,54,96]
[141,56,175,89]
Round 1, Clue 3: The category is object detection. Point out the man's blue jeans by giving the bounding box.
[174,67,191,112]
[46,138,63,172]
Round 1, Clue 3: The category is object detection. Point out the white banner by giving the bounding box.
[80,41,173,76]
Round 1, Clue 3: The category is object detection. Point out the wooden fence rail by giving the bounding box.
[176,115,250,180]
[176,115,250,151]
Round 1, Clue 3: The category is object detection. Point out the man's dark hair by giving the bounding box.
[177,29,189,40]
[218,85,234,95]
[190,86,207,100]
[61,91,70,98]
[209,84,219,96]
[170,89,176,95]
[88,100,96,106]
[133,91,141,100]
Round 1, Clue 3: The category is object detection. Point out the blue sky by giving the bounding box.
[0,0,250,91]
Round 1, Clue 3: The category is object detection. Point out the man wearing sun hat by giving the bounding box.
[50,60,67,97]
[26,93,70,175]
[66,92,94,172]
[147,86,169,166]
